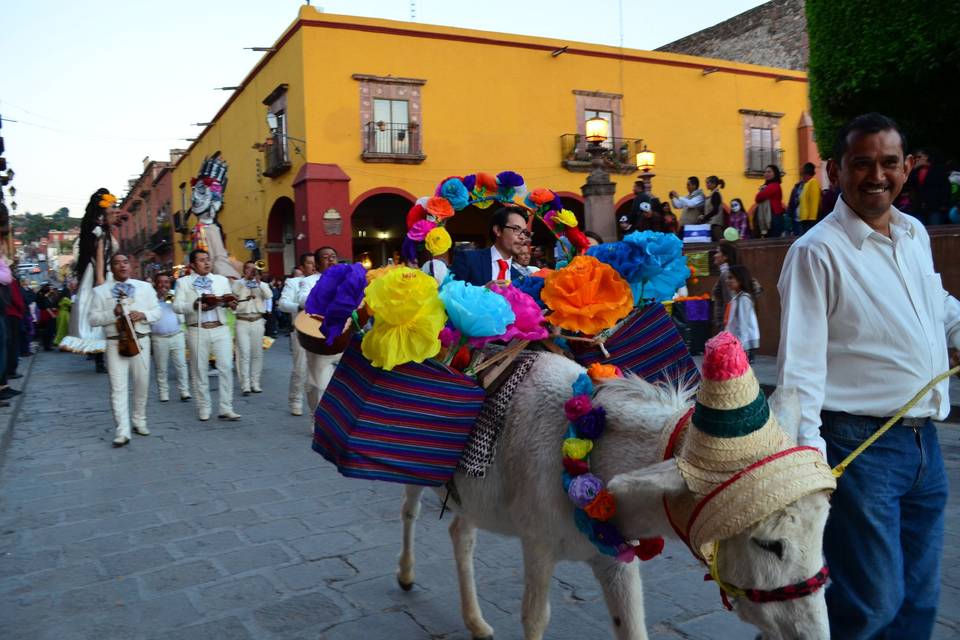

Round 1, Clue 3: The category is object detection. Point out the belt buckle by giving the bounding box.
[900,417,926,428]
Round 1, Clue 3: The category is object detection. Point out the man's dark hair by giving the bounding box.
[584,231,603,245]
[489,206,528,243]
[298,252,314,267]
[802,162,817,176]
[687,176,700,188]
[633,180,646,191]
[153,272,172,283]
[832,112,907,163]
[716,240,738,265]
[110,254,127,266]
[728,264,757,298]
[188,248,209,264]
[314,246,336,262]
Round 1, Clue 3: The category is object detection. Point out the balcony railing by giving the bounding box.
[149,225,172,253]
[560,134,643,174]
[361,121,425,164]
[746,147,784,176]
[262,133,292,178]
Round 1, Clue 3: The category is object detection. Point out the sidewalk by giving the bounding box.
[0,348,35,469]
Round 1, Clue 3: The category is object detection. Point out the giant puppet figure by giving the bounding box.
[188,156,241,278]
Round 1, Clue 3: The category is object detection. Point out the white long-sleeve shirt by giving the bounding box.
[297,273,320,308]
[725,292,759,351]
[777,198,960,456]
[278,276,303,314]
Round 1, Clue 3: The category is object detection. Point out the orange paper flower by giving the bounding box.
[541,256,633,335]
[529,188,555,205]
[587,363,621,382]
[475,172,498,193]
[426,197,454,220]
[584,489,617,521]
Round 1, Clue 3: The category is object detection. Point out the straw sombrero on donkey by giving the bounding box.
[663,332,836,561]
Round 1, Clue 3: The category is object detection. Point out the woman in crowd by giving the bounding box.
[754,164,785,238]
[701,175,726,241]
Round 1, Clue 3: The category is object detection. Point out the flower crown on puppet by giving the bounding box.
[402,171,589,264]
[98,192,118,209]
[189,156,228,195]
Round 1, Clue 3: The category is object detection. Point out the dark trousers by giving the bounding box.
[5,316,20,377]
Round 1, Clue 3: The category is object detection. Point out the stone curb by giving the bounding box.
[0,349,38,473]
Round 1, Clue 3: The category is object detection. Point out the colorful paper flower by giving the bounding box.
[621,231,691,303]
[575,407,606,439]
[407,204,428,229]
[471,285,547,346]
[304,263,368,345]
[407,219,436,242]
[587,363,622,382]
[425,226,452,256]
[496,171,524,187]
[361,267,446,370]
[401,237,418,265]
[554,209,578,228]
[98,193,117,208]
[541,256,633,335]
[564,394,592,421]
[425,197,455,220]
[562,437,594,460]
[568,473,603,508]
[439,178,470,211]
[512,276,546,309]
[584,489,616,521]
[439,280,515,339]
[527,188,556,206]
[562,456,590,477]
[565,227,590,253]
[572,373,594,397]
[366,264,399,284]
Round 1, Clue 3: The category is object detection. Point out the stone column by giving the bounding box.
[581,153,617,243]
[292,163,352,259]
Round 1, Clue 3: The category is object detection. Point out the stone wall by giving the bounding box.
[657,0,808,72]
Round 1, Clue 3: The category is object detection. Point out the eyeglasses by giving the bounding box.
[503,224,532,239]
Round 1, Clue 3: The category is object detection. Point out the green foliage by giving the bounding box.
[11,207,79,243]
[806,1,960,159]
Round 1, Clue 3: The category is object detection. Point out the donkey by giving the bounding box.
[397,353,831,639]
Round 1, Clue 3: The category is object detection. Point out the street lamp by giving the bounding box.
[635,144,657,192]
[580,116,616,242]
[584,116,609,144]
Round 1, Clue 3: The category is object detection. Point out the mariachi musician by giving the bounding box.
[173,248,241,422]
[231,260,272,396]
[88,254,161,447]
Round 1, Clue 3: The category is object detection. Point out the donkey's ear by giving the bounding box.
[768,386,801,443]
[607,460,689,538]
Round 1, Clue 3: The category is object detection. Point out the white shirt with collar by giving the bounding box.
[297,272,321,308]
[88,278,162,337]
[490,246,513,281]
[232,278,272,315]
[172,272,233,325]
[279,276,304,314]
[777,197,960,456]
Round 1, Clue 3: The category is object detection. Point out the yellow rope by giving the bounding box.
[708,541,745,599]
[831,366,960,479]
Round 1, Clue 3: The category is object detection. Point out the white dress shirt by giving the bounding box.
[297,273,320,308]
[151,299,183,336]
[777,198,960,455]
[172,273,233,325]
[421,259,449,285]
[279,276,303,314]
[88,279,162,337]
[232,279,272,315]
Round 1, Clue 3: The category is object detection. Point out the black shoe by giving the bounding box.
[96,364,108,374]
[0,389,22,400]
[0,401,9,407]
[8,374,22,380]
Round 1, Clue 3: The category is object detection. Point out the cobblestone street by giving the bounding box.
[1,338,958,639]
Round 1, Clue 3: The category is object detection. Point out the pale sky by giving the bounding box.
[3,0,763,220]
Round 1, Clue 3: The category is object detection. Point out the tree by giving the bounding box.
[11,207,79,243]
[806,3,960,159]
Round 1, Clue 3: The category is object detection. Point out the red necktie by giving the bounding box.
[496,259,508,281]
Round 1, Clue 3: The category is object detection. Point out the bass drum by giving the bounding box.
[295,307,369,356]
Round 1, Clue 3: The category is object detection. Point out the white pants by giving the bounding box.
[186,325,234,417]
[151,331,190,401]
[105,336,151,439]
[288,333,308,412]
[235,318,265,392]
[306,352,342,414]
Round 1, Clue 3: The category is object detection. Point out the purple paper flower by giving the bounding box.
[591,521,625,547]
[304,263,368,345]
[462,174,477,192]
[564,394,592,421]
[575,406,606,439]
[568,473,603,508]
[496,171,524,187]
[401,237,418,265]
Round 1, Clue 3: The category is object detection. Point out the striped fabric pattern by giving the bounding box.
[574,304,701,388]
[313,336,486,486]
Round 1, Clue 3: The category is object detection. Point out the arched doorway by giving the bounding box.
[267,197,295,276]
[444,204,494,252]
[351,193,414,268]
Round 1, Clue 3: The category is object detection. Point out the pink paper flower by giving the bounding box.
[469,285,547,347]
[407,219,437,242]
[564,394,592,421]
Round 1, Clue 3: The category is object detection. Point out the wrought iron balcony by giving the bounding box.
[746,147,784,176]
[561,134,643,174]
[262,133,292,178]
[149,225,172,252]
[361,121,424,164]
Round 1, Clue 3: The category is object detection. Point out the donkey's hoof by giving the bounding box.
[397,577,414,591]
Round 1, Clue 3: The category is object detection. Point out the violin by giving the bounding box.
[198,293,238,309]
[115,295,142,358]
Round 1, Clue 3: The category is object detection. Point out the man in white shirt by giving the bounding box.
[150,273,191,403]
[88,254,161,446]
[297,246,341,414]
[778,113,960,639]
[173,249,241,422]
[668,176,706,227]
[232,261,272,396]
[279,253,315,416]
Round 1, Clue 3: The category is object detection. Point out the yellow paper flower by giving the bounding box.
[554,208,578,228]
[562,437,594,460]
[542,256,633,335]
[366,264,399,285]
[99,193,117,208]
[425,226,452,256]
[361,267,447,370]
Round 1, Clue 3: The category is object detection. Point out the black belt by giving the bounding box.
[822,410,928,428]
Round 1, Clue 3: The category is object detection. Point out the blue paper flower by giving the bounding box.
[610,231,691,303]
[304,263,368,344]
[440,178,470,211]
[439,280,515,338]
[513,275,546,309]
[572,373,594,397]
[587,241,643,283]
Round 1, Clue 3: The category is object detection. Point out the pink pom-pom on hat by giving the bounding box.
[701,332,750,382]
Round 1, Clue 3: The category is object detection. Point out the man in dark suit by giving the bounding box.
[450,206,530,286]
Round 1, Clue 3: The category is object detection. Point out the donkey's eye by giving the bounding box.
[751,538,784,560]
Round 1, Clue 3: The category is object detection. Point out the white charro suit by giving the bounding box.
[297,272,343,414]
[279,276,307,414]
[88,279,161,441]
[232,278,272,393]
[172,273,236,419]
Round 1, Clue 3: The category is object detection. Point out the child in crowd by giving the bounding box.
[728,198,750,239]
[724,264,759,362]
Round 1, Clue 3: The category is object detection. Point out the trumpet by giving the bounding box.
[254,259,266,271]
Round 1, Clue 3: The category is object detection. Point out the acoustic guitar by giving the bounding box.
[295,306,369,356]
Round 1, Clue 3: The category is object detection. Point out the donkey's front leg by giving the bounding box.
[450,515,494,640]
[396,484,423,591]
[588,554,648,640]
[520,539,557,640]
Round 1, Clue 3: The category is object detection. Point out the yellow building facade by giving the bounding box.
[172,6,814,273]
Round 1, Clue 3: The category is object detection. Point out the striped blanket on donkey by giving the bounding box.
[313,335,486,486]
